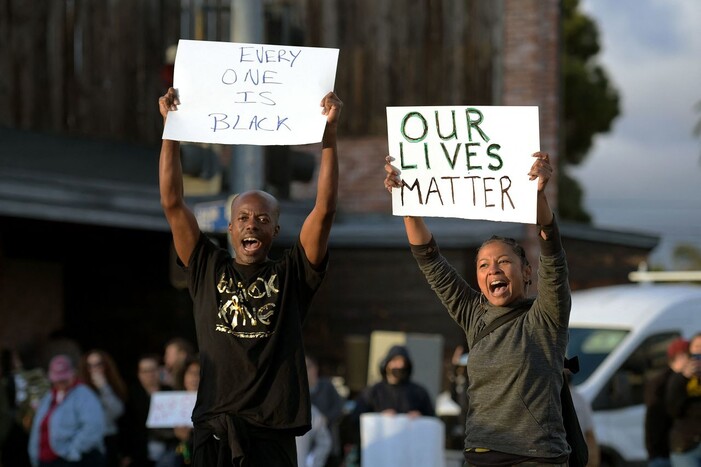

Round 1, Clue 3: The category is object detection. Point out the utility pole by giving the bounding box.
[228,0,265,193]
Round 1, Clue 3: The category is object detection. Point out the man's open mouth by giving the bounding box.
[242,237,262,252]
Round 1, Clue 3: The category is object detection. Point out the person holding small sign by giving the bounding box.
[384,152,572,466]
[158,87,343,467]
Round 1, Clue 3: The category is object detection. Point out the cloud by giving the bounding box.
[576,0,701,195]
[574,0,701,265]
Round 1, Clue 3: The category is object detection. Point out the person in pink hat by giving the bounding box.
[666,333,701,467]
[27,354,106,466]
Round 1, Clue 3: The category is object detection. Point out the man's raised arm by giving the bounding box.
[158,87,200,267]
[299,92,343,267]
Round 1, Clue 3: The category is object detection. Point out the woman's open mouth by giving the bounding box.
[490,279,508,296]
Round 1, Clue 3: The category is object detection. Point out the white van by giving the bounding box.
[567,283,701,467]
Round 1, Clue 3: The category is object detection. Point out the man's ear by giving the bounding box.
[273,225,280,237]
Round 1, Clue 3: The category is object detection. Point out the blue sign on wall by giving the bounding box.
[193,195,236,232]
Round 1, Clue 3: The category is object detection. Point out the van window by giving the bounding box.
[567,328,629,386]
[591,332,680,411]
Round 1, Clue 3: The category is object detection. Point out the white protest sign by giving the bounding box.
[163,40,339,145]
[360,414,445,467]
[145,391,196,428]
[387,106,540,224]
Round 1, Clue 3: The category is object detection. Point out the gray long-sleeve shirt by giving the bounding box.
[411,221,571,459]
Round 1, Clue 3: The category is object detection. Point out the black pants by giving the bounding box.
[465,463,567,467]
[39,449,105,467]
[463,461,567,467]
[192,433,297,467]
[104,434,121,467]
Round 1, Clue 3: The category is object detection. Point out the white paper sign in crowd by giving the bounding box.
[163,40,339,146]
[387,106,540,224]
[145,391,196,428]
[360,413,446,467]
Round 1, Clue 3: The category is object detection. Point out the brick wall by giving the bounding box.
[291,136,393,214]
[502,0,560,163]
[501,0,561,274]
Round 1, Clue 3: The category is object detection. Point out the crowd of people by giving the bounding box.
[0,339,204,467]
[1,86,699,467]
[0,338,442,467]
[3,321,700,467]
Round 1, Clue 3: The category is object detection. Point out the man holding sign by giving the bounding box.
[384,150,575,466]
[158,86,342,466]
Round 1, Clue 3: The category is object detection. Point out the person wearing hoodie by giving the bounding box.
[353,345,434,418]
[342,345,434,466]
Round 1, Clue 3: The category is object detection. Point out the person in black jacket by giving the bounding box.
[354,345,434,417]
[343,345,434,465]
[306,355,345,466]
[666,333,701,466]
[120,354,177,467]
[644,337,689,467]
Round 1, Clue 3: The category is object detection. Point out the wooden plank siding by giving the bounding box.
[0,0,500,143]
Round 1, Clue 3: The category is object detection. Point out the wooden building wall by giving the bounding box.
[0,0,499,143]
[0,0,180,142]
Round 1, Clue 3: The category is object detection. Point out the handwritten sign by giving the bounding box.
[163,40,339,146]
[145,391,196,428]
[387,106,540,224]
[360,414,445,467]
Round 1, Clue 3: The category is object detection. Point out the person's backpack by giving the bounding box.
[562,357,589,467]
[470,308,589,467]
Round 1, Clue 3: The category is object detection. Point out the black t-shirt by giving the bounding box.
[185,233,326,434]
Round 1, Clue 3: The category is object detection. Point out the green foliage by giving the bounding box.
[672,243,701,271]
[561,0,621,219]
[557,170,591,223]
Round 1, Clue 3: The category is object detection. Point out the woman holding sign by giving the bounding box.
[384,152,573,466]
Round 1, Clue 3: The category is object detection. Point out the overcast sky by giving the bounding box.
[571,0,701,268]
